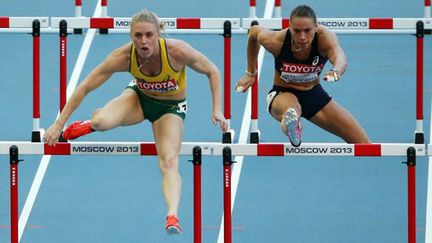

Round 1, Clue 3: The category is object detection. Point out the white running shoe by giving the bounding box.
[282,108,302,147]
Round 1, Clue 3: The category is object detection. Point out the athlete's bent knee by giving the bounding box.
[90,109,110,131]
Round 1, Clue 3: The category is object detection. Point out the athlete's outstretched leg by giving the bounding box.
[152,114,184,234]
[63,89,144,140]
[310,100,370,143]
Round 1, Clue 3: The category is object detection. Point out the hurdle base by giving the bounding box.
[415,132,424,144]
[58,132,67,142]
[99,29,109,34]
[31,130,42,142]
[222,129,235,143]
[73,28,83,34]
[249,130,260,144]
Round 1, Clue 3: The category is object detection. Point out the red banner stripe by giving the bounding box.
[90,18,114,28]
[177,18,201,29]
[257,144,284,156]
[141,143,157,155]
[369,18,393,29]
[354,144,381,156]
[44,143,71,155]
[0,17,10,28]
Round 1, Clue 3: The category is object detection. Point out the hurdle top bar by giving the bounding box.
[242,17,432,30]
[0,141,425,157]
[50,17,241,29]
[1,17,431,34]
[1,17,430,30]
[0,17,49,28]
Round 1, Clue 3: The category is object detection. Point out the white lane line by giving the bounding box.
[18,2,102,242]
[216,0,274,242]
[425,95,432,242]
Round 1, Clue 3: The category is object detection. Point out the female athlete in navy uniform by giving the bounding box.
[236,4,370,146]
[43,9,228,234]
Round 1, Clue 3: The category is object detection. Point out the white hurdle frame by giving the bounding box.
[0,141,426,156]
[0,17,431,34]
[4,141,424,243]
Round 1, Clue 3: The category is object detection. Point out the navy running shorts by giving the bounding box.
[266,84,332,120]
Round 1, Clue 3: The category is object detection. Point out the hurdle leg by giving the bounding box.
[59,20,68,112]
[273,0,281,18]
[31,20,42,142]
[99,0,109,34]
[425,0,431,18]
[190,146,202,243]
[222,20,234,144]
[10,145,21,243]
[222,147,234,243]
[58,20,68,142]
[249,21,260,144]
[414,21,424,144]
[73,0,83,34]
[404,147,416,243]
[250,69,260,143]
[249,0,256,18]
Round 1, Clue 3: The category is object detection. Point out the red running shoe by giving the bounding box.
[165,215,182,235]
[62,120,94,140]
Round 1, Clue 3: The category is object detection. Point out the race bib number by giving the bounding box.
[177,101,188,114]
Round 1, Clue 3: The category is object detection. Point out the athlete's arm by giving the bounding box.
[43,44,130,145]
[169,39,228,132]
[236,26,284,92]
[318,26,347,81]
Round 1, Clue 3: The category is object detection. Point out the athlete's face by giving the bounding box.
[289,17,317,51]
[130,21,160,58]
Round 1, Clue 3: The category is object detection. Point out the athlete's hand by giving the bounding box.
[323,69,340,82]
[212,110,228,133]
[235,74,255,93]
[43,123,63,146]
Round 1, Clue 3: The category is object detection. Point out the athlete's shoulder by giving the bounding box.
[165,38,196,59]
[165,38,190,51]
[109,42,133,57]
[257,28,286,56]
[316,25,336,40]
[103,42,132,72]
[316,25,342,57]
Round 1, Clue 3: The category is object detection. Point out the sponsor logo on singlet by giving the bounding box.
[280,56,324,83]
[135,75,179,93]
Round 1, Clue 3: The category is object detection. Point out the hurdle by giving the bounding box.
[426,0,432,17]
[50,17,241,143]
[241,17,431,144]
[1,141,425,243]
[0,17,242,142]
[248,0,432,20]
[0,17,51,142]
[248,0,282,18]
[32,19,41,142]
[73,0,108,34]
[274,0,282,18]
[74,0,108,17]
